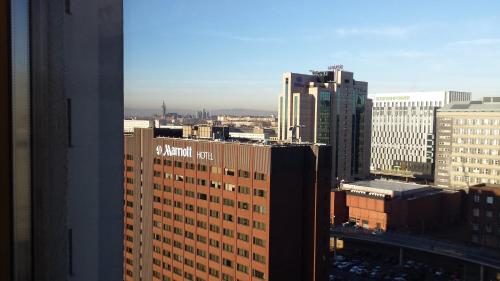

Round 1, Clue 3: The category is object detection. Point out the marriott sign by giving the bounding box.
[156,144,214,160]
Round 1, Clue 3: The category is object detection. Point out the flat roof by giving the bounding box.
[439,100,500,112]
[342,180,434,198]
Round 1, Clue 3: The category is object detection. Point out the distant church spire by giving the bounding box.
[161,100,167,118]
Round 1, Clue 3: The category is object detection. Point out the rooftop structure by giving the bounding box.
[341,180,435,198]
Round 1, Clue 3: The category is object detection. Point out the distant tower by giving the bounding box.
[161,100,167,119]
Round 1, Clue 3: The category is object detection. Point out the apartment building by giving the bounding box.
[435,98,500,190]
[369,91,471,180]
[124,128,331,281]
[277,67,372,182]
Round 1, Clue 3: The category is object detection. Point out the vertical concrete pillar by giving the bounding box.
[479,265,484,281]
[399,247,403,266]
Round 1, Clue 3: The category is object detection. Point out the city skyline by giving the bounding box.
[125,0,500,111]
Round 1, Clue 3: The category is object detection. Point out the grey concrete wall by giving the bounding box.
[65,0,124,280]
[31,0,123,280]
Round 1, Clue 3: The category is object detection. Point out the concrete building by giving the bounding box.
[468,184,500,249]
[435,98,500,190]
[124,119,154,133]
[124,128,331,281]
[277,67,372,182]
[331,180,463,233]
[369,91,471,180]
[2,0,124,280]
[182,124,230,140]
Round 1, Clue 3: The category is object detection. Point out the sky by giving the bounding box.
[125,0,500,113]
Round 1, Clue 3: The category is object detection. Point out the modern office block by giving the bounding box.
[277,67,372,182]
[369,91,471,180]
[124,128,331,281]
[435,98,500,190]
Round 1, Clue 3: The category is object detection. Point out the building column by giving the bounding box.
[398,247,404,266]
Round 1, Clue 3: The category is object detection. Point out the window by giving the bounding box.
[209,253,220,263]
[473,208,480,217]
[238,170,250,178]
[223,243,233,253]
[254,188,266,198]
[236,263,248,274]
[237,217,249,226]
[473,194,480,203]
[486,196,494,204]
[209,195,220,203]
[209,268,219,278]
[197,178,207,186]
[209,210,219,218]
[253,269,265,279]
[238,185,250,194]
[254,172,266,181]
[197,193,207,200]
[197,164,207,171]
[237,232,249,242]
[253,221,266,230]
[253,237,266,247]
[196,249,206,257]
[224,183,235,191]
[174,161,183,168]
[223,198,234,207]
[223,213,233,222]
[197,220,207,229]
[185,176,195,184]
[164,159,172,166]
[253,253,266,264]
[210,181,221,189]
[209,224,220,233]
[253,204,266,214]
[197,206,207,215]
[175,174,184,182]
[211,166,222,174]
[224,168,235,176]
[223,258,233,268]
[238,201,249,210]
[223,228,234,237]
[185,162,195,169]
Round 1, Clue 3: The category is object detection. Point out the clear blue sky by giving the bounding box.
[125,0,500,112]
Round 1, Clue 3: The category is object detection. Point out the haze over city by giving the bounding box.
[125,0,500,114]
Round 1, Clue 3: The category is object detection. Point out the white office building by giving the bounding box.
[369,91,471,180]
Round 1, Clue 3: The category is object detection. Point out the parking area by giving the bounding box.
[328,240,495,281]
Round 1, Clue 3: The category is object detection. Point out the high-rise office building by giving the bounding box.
[435,98,500,189]
[369,91,471,180]
[277,67,372,182]
[124,128,331,281]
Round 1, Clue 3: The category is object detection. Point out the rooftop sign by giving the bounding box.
[375,96,411,101]
[156,144,213,160]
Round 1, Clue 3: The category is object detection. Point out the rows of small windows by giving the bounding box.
[152,212,267,232]
[153,159,267,181]
[452,157,500,165]
[454,118,500,126]
[452,166,500,175]
[151,238,267,280]
[454,137,500,146]
[454,128,500,136]
[453,176,498,185]
[153,182,267,199]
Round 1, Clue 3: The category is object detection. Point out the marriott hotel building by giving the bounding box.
[124,128,331,281]
[369,91,471,180]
